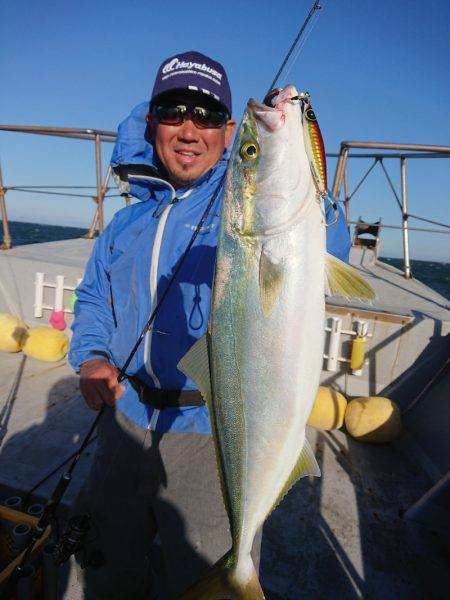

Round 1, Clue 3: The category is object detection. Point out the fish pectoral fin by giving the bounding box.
[259,246,284,315]
[325,252,376,302]
[269,437,321,515]
[177,334,212,404]
[296,437,322,478]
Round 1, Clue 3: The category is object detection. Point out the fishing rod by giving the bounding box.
[267,0,323,94]
[4,5,329,594]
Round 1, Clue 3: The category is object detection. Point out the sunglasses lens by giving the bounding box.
[194,107,227,128]
[155,106,184,125]
[155,105,228,128]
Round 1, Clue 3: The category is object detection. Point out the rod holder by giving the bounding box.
[4,496,23,510]
[42,543,59,600]
[12,523,33,555]
[27,504,45,518]
[15,564,36,600]
[326,317,342,371]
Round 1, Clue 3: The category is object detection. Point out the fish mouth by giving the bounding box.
[247,85,300,132]
[247,98,285,132]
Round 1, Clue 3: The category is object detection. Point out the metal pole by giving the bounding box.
[84,199,99,240]
[343,162,350,226]
[331,145,348,199]
[0,124,115,138]
[95,133,104,234]
[337,140,450,154]
[400,156,412,278]
[85,165,112,239]
[0,162,12,249]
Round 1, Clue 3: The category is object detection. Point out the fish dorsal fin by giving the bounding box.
[325,252,376,301]
[269,437,321,515]
[259,245,284,315]
[177,334,212,404]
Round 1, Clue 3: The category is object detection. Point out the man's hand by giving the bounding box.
[79,359,125,411]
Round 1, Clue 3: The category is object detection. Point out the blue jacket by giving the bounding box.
[69,102,350,434]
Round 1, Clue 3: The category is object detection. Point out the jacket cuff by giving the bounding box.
[70,349,112,373]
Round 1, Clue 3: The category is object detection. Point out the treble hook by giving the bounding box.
[324,193,339,227]
[291,92,310,104]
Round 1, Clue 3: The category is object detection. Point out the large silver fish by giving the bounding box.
[179,85,375,599]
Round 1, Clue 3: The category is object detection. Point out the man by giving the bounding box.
[69,50,350,599]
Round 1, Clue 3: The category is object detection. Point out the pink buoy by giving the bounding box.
[50,308,67,331]
[50,275,67,330]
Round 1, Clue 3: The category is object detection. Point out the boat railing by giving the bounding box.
[0,125,118,249]
[1,129,450,272]
[330,141,450,278]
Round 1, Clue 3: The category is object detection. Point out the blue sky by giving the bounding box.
[1,0,449,261]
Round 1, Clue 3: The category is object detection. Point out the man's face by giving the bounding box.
[147,91,236,189]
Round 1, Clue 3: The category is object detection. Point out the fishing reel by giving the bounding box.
[52,513,103,568]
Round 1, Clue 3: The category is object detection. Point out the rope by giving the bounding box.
[379,160,402,210]
[347,159,379,202]
[407,213,450,229]
[7,187,120,199]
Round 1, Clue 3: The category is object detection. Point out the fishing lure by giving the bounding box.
[301,97,338,226]
[263,88,339,225]
[302,100,327,195]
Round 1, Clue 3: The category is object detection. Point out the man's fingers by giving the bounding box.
[79,359,124,410]
[81,377,110,410]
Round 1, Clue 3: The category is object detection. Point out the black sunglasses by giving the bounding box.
[153,104,229,129]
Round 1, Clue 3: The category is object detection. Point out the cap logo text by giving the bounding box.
[161,57,223,84]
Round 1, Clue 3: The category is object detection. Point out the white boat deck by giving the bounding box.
[1,238,449,598]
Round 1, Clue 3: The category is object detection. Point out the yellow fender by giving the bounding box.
[307,386,347,431]
[21,327,69,362]
[0,313,27,353]
[345,396,402,443]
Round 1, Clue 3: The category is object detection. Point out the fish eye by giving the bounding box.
[305,107,317,122]
[240,141,259,161]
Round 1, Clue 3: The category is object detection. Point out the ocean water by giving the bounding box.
[3,220,450,301]
[4,220,90,246]
[376,257,450,301]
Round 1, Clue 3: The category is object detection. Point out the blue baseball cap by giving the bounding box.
[150,51,232,116]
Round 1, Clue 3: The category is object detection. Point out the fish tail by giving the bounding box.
[179,551,265,600]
